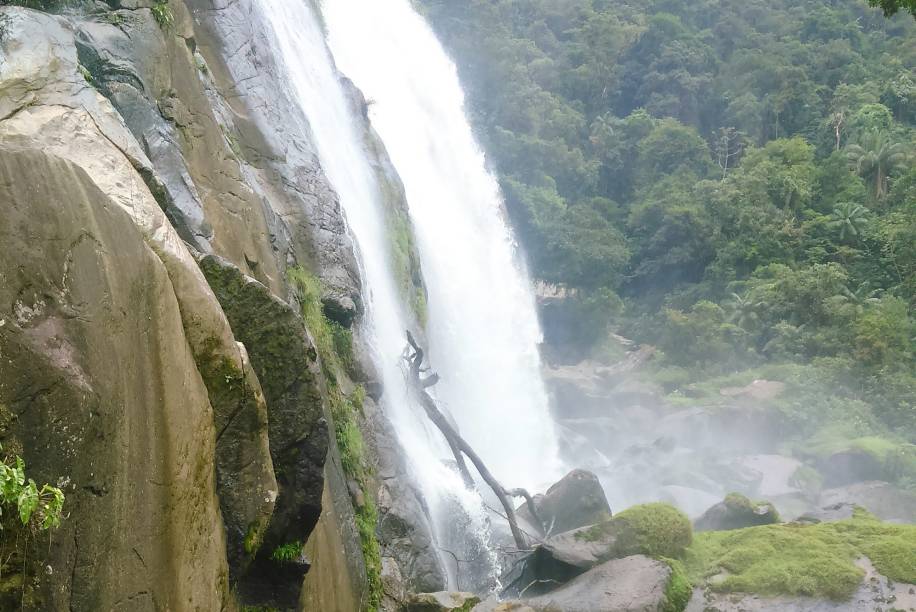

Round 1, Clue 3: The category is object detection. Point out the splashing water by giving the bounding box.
[321,0,562,493]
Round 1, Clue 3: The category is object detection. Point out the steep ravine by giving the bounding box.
[0,1,398,609]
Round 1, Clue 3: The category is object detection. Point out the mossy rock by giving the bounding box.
[685,508,916,600]
[694,493,780,532]
[661,558,692,612]
[577,502,693,560]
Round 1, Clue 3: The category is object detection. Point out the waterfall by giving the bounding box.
[253,0,561,589]
[321,0,561,492]
[254,0,497,588]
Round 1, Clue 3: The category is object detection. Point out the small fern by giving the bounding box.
[270,541,302,563]
[151,1,174,30]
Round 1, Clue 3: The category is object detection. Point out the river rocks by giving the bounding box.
[517,469,612,536]
[694,493,780,531]
[521,555,673,612]
[405,592,482,611]
[819,481,916,523]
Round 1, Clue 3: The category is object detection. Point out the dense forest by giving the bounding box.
[416,0,916,443]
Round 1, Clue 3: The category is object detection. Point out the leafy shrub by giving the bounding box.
[0,450,64,532]
[151,0,173,29]
[270,541,302,563]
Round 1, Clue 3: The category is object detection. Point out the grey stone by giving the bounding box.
[819,481,916,523]
[517,469,612,537]
[521,555,672,612]
[796,503,857,524]
[405,592,482,611]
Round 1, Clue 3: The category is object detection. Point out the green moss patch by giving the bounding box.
[725,492,780,523]
[270,541,302,563]
[613,503,694,558]
[288,267,382,610]
[577,503,693,560]
[685,509,916,600]
[661,558,692,612]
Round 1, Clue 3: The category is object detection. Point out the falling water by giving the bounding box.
[321,0,562,492]
[254,0,496,588]
[254,0,563,589]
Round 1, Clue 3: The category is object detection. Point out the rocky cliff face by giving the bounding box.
[0,2,379,609]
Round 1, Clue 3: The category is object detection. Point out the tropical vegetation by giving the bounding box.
[417,0,916,441]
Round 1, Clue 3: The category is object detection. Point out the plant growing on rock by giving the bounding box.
[287,266,383,610]
[269,541,302,563]
[0,449,64,533]
[151,0,173,30]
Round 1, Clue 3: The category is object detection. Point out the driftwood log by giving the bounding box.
[403,331,544,550]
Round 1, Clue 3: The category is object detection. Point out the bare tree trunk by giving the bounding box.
[404,332,537,549]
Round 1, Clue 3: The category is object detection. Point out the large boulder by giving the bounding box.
[694,494,780,532]
[518,555,673,612]
[405,592,482,611]
[819,481,916,523]
[506,503,691,598]
[817,449,886,487]
[517,469,612,536]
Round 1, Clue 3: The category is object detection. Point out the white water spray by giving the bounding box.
[321,0,562,492]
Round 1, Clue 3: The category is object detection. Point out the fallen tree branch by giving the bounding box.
[403,331,534,550]
[506,488,545,534]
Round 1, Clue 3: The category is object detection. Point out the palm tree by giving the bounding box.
[726,292,762,329]
[838,282,881,309]
[845,131,910,203]
[827,202,869,242]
